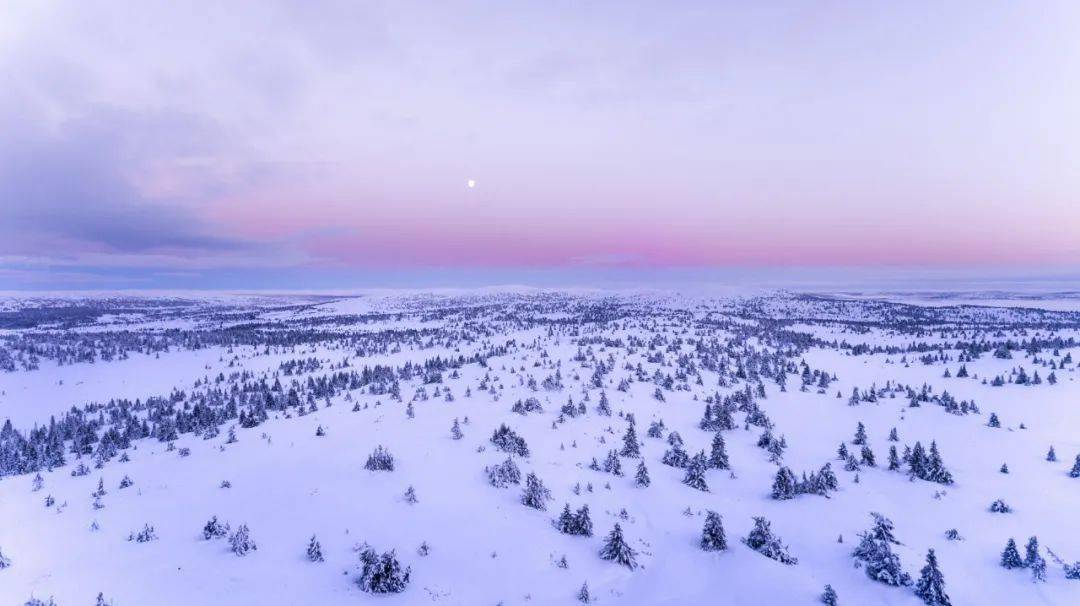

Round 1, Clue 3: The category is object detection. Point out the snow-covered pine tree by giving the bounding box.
[1024,536,1040,567]
[307,535,324,562]
[229,524,256,556]
[771,466,797,500]
[853,513,911,586]
[597,391,612,416]
[743,516,797,565]
[700,510,727,551]
[635,461,651,487]
[709,432,730,470]
[619,421,640,457]
[203,516,229,540]
[357,548,411,593]
[914,549,951,606]
[577,581,591,603]
[853,422,867,445]
[598,523,637,569]
[364,445,395,471]
[521,472,552,510]
[821,584,838,605]
[682,451,709,492]
[1000,538,1023,569]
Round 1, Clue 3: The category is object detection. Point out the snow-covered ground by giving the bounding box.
[1,290,1079,605]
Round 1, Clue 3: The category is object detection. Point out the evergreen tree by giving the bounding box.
[1030,554,1047,583]
[888,445,901,471]
[521,472,552,510]
[860,445,876,467]
[229,524,256,556]
[771,466,797,500]
[619,421,640,458]
[743,516,797,565]
[574,505,594,537]
[914,549,951,606]
[853,422,867,445]
[598,523,638,569]
[577,582,591,604]
[821,584,839,606]
[682,451,710,492]
[357,548,411,593]
[634,461,651,487]
[708,432,730,470]
[307,535,324,562]
[1046,446,1057,462]
[203,515,229,540]
[700,510,727,551]
[596,391,612,416]
[364,445,395,471]
[853,513,911,586]
[1000,538,1023,569]
[1070,454,1080,478]
[0,547,10,569]
[1024,536,1040,567]
[451,418,463,440]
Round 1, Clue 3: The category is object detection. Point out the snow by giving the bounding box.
[1,291,1079,605]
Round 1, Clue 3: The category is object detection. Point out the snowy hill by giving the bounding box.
[1,291,1079,605]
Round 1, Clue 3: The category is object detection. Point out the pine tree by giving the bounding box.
[682,451,709,492]
[521,472,552,510]
[1024,536,1040,567]
[700,510,727,551]
[635,461,651,487]
[771,466,797,500]
[1000,538,1023,569]
[0,547,10,569]
[357,548,411,593]
[451,418,463,440]
[888,445,901,471]
[821,584,839,605]
[620,421,640,457]
[597,391,612,416]
[364,445,395,471]
[307,535,324,562]
[853,513,911,586]
[988,413,1000,428]
[743,516,797,565]
[577,581,591,603]
[853,422,867,445]
[604,450,623,476]
[1030,554,1047,583]
[575,505,594,537]
[1070,454,1080,478]
[598,523,638,569]
[229,524,256,556]
[914,549,951,606]
[860,445,876,467]
[708,432,730,470]
[1046,446,1057,462]
[926,441,953,484]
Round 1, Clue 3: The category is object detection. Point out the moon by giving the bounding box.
[467,179,476,189]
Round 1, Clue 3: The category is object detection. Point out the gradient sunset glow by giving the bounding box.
[2,1,1079,289]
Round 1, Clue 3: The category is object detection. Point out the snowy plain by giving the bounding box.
[1,290,1079,605]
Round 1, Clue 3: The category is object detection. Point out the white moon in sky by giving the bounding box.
[467,179,476,189]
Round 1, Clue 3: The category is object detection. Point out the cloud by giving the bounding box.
[0,108,250,256]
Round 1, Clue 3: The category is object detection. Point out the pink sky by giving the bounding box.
[1,1,1079,288]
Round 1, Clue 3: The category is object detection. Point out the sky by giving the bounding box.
[2,1,1080,290]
